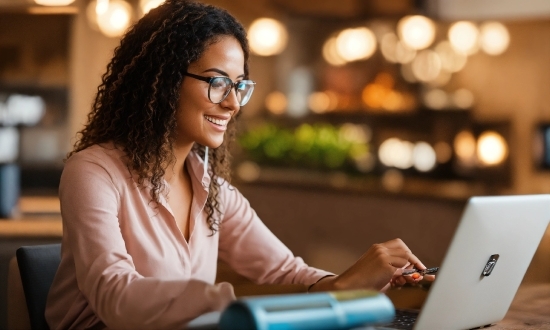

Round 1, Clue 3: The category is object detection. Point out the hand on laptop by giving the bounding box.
[309,238,432,292]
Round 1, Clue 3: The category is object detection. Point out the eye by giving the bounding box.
[236,81,247,91]
[210,77,229,89]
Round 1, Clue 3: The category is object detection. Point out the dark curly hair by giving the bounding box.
[68,0,250,234]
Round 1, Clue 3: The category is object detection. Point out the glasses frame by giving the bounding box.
[184,72,256,106]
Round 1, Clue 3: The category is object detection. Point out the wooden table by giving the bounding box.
[387,283,550,329]
[495,283,550,329]
[1,198,549,329]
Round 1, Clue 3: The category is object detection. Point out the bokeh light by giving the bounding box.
[381,33,416,64]
[237,161,261,182]
[480,21,510,56]
[96,0,132,38]
[308,92,331,113]
[361,72,415,112]
[424,89,448,109]
[34,0,74,6]
[448,21,480,55]
[477,131,508,165]
[95,0,108,15]
[325,91,340,111]
[413,142,437,172]
[397,15,436,50]
[248,18,288,56]
[395,40,417,64]
[454,130,476,161]
[380,33,399,63]
[323,36,347,66]
[428,69,452,87]
[140,0,164,14]
[336,27,377,62]
[435,40,467,73]
[381,169,405,192]
[339,123,371,144]
[265,91,287,115]
[378,137,414,169]
[411,49,442,82]
[452,88,475,109]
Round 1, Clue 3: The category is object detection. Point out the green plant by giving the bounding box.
[238,122,370,172]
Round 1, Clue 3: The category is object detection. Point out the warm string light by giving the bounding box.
[397,15,436,50]
[448,21,480,55]
[480,21,510,55]
[321,16,509,87]
[95,0,108,15]
[140,0,165,15]
[34,0,75,6]
[335,27,377,62]
[86,0,132,37]
[85,0,166,38]
[248,18,288,56]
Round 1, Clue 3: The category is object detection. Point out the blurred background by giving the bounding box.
[1,0,550,326]
[2,0,550,196]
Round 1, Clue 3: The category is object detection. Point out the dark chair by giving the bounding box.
[16,244,61,330]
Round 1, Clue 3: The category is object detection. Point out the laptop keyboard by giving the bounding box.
[381,309,419,329]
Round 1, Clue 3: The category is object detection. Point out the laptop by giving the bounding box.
[378,194,550,330]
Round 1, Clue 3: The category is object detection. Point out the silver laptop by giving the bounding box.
[380,194,550,330]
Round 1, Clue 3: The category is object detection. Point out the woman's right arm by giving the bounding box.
[58,153,234,329]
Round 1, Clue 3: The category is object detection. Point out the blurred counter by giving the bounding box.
[235,166,496,202]
[0,196,61,238]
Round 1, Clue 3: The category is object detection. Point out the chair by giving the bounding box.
[16,244,61,330]
[7,256,31,330]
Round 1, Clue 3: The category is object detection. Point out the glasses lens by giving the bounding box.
[235,80,255,106]
[208,77,232,103]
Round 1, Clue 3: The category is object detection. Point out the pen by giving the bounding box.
[402,267,439,276]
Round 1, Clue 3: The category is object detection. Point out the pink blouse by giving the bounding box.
[45,143,332,329]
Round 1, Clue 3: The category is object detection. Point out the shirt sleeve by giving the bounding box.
[217,182,334,286]
[59,153,235,330]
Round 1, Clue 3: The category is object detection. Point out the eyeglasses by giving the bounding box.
[184,72,256,106]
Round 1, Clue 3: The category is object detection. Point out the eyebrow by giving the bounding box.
[203,68,245,79]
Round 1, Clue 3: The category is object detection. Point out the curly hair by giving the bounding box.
[68,0,250,235]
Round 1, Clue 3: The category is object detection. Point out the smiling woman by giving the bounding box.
[176,37,248,149]
[43,1,431,329]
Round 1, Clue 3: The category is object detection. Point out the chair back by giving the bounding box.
[16,244,61,330]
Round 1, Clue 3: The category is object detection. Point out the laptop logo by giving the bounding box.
[481,254,499,276]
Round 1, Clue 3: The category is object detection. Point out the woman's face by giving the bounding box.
[175,36,245,149]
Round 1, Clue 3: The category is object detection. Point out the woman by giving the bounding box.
[45,1,430,329]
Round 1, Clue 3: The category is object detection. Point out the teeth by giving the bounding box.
[204,115,228,126]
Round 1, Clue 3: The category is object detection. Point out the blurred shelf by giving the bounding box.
[234,166,493,201]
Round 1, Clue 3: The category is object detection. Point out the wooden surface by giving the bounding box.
[495,283,550,329]
[2,197,550,330]
[388,283,550,329]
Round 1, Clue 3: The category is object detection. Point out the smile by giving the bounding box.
[204,115,229,127]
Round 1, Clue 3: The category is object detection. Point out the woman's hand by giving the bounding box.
[309,238,430,292]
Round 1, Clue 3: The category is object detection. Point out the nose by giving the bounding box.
[220,87,241,113]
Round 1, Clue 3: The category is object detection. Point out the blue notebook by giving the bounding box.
[187,290,395,330]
